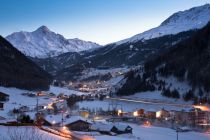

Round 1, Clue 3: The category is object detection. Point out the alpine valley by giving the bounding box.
[1,2,210,140]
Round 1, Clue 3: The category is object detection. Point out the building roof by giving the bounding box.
[45,115,92,125]
[91,122,115,131]
[0,92,9,97]
[91,122,131,132]
[113,123,132,131]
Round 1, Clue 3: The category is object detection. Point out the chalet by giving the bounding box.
[91,123,118,135]
[145,110,156,119]
[35,105,45,111]
[44,114,63,126]
[0,102,4,110]
[44,115,92,131]
[0,116,6,121]
[114,123,132,134]
[0,119,16,124]
[36,91,46,96]
[79,110,89,118]
[170,110,189,125]
[52,100,68,111]
[91,122,132,135]
[188,108,209,126]
[0,92,9,101]
[65,117,91,131]
[19,106,30,112]
[156,108,170,119]
[137,109,145,116]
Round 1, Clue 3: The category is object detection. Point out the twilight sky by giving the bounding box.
[0,0,210,45]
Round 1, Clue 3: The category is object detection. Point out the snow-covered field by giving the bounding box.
[77,98,191,112]
[123,90,193,105]
[75,121,210,140]
[95,124,210,140]
[0,86,86,118]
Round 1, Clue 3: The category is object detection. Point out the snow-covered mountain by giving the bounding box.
[116,4,210,45]
[6,26,101,58]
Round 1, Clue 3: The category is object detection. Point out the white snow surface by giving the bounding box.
[6,26,101,58]
[0,86,87,118]
[95,124,210,140]
[0,126,67,140]
[116,4,210,45]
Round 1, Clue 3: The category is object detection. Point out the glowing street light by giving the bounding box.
[52,120,56,124]
[156,111,161,118]
[63,126,67,130]
[133,111,138,117]
[118,109,122,116]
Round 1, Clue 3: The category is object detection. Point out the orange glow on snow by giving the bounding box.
[194,105,210,111]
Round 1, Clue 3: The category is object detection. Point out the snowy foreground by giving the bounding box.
[0,124,209,140]
[0,126,67,140]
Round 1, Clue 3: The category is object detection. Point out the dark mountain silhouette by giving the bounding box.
[0,36,52,90]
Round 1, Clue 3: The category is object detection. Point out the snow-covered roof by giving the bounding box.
[113,123,131,131]
[0,92,9,96]
[91,123,115,131]
[64,116,92,125]
[91,122,131,132]
[45,115,91,125]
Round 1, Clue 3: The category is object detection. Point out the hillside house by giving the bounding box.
[156,108,170,119]
[0,92,9,101]
[65,117,91,131]
[188,108,209,126]
[19,106,30,112]
[145,110,156,119]
[170,110,189,125]
[91,122,132,135]
[44,115,92,131]
[0,102,4,110]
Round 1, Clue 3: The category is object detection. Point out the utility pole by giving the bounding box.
[176,128,179,140]
[36,96,39,114]
[61,110,64,127]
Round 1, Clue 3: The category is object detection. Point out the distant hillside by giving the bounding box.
[144,22,210,94]
[116,22,210,104]
[0,36,52,90]
[33,30,195,81]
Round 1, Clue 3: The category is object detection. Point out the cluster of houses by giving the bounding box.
[43,114,132,135]
[117,107,210,128]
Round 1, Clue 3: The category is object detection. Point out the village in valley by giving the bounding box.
[1,1,210,140]
[0,71,210,140]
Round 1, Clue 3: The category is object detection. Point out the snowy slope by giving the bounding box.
[116,4,210,45]
[6,26,101,58]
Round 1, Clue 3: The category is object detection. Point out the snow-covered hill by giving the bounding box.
[116,4,210,45]
[6,26,101,58]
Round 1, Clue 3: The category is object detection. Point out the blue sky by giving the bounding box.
[0,0,210,45]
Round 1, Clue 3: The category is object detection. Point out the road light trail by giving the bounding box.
[108,97,210,111]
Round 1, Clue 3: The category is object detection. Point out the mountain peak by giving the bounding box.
[161,4,210,26]
[35,25,51,33]
[116,3,210,45]
[6,26,101,58]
